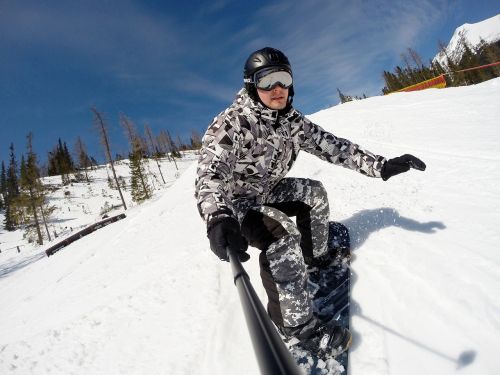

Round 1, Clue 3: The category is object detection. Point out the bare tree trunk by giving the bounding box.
[75,137,91,183]
[39,203,52,241]
[144,124,166,184]
[176,134,184,156]
[120,114,136,146]
[139,167,150,199]
[28,187,43,245]
[158,131,174,163]
[171,152,178,170]
[92,107,127,210]
[154,150,166,184]
[167,130,179,170]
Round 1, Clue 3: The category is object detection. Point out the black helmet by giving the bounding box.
[243,47,294,104]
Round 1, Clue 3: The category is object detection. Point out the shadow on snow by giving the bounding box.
[0,252,46,279]
[341,208,475,370]
[341,207,446,251]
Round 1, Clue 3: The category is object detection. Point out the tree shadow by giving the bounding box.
[341,207,446,251]
[49,217,78,224]
[350,298,476,370]
[0,252,46,278]
[340,209,475,371]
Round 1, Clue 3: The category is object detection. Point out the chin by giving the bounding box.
[270,102,286,110]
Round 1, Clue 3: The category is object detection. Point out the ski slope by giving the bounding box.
[1,79,500,375]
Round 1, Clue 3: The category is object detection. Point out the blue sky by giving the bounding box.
[1,0,498,166]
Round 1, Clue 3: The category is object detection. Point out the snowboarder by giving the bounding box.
[195,47,425,357]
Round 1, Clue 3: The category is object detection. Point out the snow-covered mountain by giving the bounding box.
[1,79,500,375]
[434,14,500,65]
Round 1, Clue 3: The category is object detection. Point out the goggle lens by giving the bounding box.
[254,69,293,90]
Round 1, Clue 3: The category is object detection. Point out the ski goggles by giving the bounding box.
[251,68,293,90]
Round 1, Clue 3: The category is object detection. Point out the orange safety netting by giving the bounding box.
[395,74,447,93]
[390,61,500,94]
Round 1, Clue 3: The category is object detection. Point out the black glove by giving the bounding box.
[381,154,426,181]
[207,217,250,262]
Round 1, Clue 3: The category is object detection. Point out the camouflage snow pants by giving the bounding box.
[239,177,330,328]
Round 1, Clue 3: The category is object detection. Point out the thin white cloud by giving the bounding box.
[171,72,237,103]
[0,0,456,113]
[1,1,183,82]
[245,0,454,100]
[195,0,232,18]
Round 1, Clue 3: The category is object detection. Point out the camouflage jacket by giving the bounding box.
[195,89,386,224]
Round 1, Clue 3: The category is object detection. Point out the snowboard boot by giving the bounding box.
[279,316,352,358]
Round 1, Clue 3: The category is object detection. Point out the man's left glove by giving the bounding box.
[381,154,426,181]
[207,217,250,262]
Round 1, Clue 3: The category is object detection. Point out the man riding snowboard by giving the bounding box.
[195,47,426,357]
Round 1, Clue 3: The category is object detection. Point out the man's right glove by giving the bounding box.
[381,154,426,181]
[207,217,250,262]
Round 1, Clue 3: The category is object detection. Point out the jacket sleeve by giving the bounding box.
[297,115,386,177]
[195,113,242,224]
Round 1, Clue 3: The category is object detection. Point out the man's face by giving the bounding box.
[257,86,289,110]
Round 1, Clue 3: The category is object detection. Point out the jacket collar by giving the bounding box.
[236,88,296,123]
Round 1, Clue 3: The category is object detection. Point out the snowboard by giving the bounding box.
[288,221,352,375]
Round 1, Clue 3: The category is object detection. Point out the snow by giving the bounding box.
[1,78,500,374]
[0,155,195,256]
[434,14,500,65]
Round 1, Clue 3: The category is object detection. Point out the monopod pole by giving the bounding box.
[228,249,301,375]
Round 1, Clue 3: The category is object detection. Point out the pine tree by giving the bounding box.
[4,143,20,230]
[337,88,355,103]
[30,134,51,241]
[47,148,58,176]
[0,161,6,210]
[63,142,75,171]
[90,156,99,169]
[430,59,446,77]
[47,138,75,184]
[129,144,151,202]
[477,39,499,79]
[60,139,73,184]
[7,143,20,198]
[75,137,91,183]
[456,33,484,85]
[337,88,347,103]
[3,203,14,231]
[445,54,461,86]
[8,134,52,244]
[18,134,45,244]
[382,71,403,94]
[0,161,6,196]
[120,114,151,202]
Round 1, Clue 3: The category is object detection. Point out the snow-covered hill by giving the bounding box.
[1,79,500,375]
[434,14,500,65]
[0,154,195,262]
